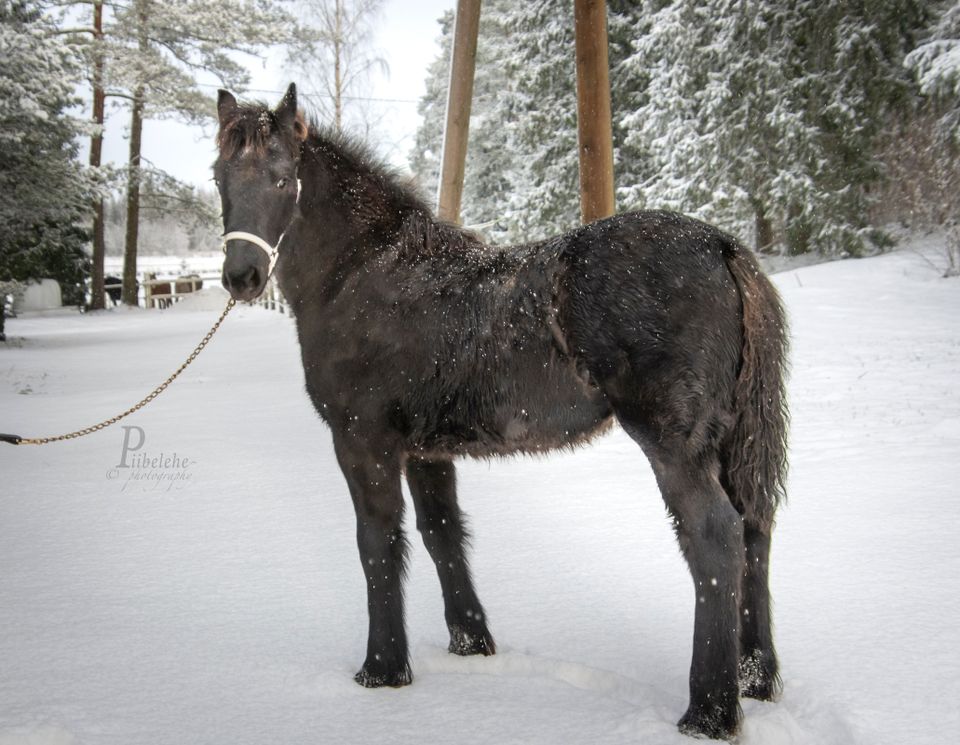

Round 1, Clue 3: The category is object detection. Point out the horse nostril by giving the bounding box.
[239,265,259,288]
[223,264,261,298]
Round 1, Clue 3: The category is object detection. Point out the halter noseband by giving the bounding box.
[221,178,302,280]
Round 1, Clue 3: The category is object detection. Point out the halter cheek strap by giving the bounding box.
[221,178,302,280]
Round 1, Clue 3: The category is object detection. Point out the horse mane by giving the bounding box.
[217,97,488,259]
[301,122,489,257]
[216,101,308,160]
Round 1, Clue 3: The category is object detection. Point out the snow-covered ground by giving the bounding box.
[1,237,958,744]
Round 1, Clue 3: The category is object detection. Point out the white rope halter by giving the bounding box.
[221,178,302,280]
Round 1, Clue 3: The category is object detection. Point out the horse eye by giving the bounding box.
[276,178,289,189]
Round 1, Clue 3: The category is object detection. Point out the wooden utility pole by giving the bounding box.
[436,0,481,225]
[573,0,615,224]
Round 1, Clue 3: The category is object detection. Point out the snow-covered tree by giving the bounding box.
[74,0,295,304]
[409,2,521,239]
[619,0,933,257]
[906,2,960,141]
[491,0,581,241]
[902,1,960,274]
[408,10,452,205]
[0,0,97,333]
[412,1,937,256]
[410,0,642,244]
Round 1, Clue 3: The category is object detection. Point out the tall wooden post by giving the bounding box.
[436,0,482,225]
[574,0,615,224]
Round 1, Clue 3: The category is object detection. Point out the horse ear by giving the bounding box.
[276,83,308,142]
[217,89,238,127]
[275,83,297,127]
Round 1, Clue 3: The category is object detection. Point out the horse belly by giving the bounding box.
[413,348,612,458]
[494,384,613,455]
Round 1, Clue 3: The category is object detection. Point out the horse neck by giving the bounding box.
[280,138,417,303]
[313,137,412,229]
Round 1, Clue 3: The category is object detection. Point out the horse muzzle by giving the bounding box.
[222,239,269,302]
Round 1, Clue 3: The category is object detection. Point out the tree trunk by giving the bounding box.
[785,202,810,256]
[88,0,106,310]
[333,0,343,132]
[754,202,774,253]
[122,89,144,306]
[122,1,148,307]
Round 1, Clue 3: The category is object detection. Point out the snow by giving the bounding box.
[13,280,61,313]
[1,235,959,744]
[165,287,232,313]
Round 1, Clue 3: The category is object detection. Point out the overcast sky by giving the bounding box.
[94,0,455,188]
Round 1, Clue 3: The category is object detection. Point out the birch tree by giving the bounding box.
[289,0,387,133]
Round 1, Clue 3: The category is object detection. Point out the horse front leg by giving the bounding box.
[334,435,412,688]
[406,456,495,656]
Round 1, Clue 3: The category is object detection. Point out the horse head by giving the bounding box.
[214,83,308,302]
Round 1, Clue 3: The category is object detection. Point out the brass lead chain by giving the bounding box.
[7,298,236,446]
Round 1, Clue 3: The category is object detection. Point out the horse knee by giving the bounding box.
[666,480,745,584]
[406,459,460,533]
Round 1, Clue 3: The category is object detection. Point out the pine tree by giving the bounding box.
[96,0,294,304]
[493,0,581,241]
[903,1,960,274]
[410,0,642,244]
[906,1,960,141]
[619,0,933,257]
[412,2,938,256]
[408,10,453,207]
[0,0,97,336]
[409,2,519,239]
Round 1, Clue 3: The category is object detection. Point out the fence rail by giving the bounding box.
[101,273,289,315]
[254,277,288,315]
[141,275,204,309]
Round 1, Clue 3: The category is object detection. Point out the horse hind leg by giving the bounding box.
[623,421,745,739]
[406,456,495,657]
[724,467,781,701]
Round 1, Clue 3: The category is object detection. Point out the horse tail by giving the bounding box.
[721,240,789,529]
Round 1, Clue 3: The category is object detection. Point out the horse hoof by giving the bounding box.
[448,625,496,657]
[354,661,412,688]
[740,676,782,702]
[677,703,740,741]
[739,652,782,701]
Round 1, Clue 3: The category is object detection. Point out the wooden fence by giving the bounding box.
[142,275,203,309]
[254,277,289,315]
[103,273,289,315]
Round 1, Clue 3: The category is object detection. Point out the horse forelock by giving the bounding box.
[216,104,306,161]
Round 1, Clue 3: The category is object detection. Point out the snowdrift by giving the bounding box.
[1,238,958,745]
